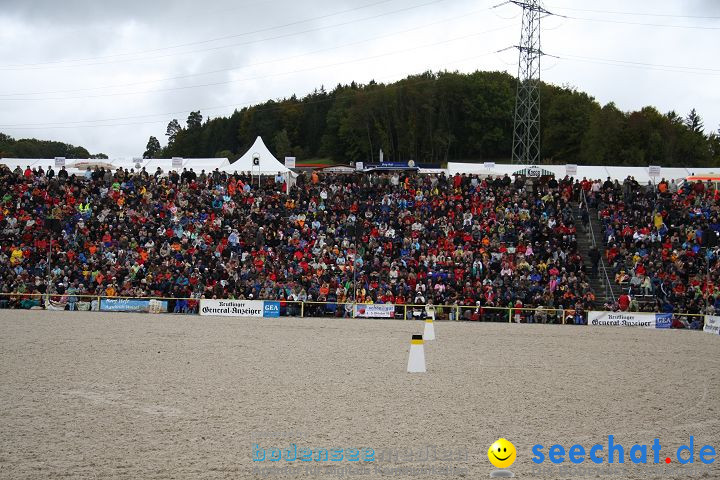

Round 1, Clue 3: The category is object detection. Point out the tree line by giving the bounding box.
[0,133,107,160]
[148,70,720,167]
[4,69,718,167]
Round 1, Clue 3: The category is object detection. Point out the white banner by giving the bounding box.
[54,157,65,167]
[354,304,394,318]
[587,311,672,329]
[565,164,577,176]
[704,315,720,335]
[284,156,296,168]
[355,161,364,171]
[172,157,183,169]
[527,166,542,178]
[483,162,496,170]
[649,165,661,177]
[199,299,264,317]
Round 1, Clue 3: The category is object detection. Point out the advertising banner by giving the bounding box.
[527,166,542,178]
[353,304,394,318]
[100,298,151,312]
[588,311,671,329]
[263,301,280,318]
[199,299,264,317]
[704,315,720,335]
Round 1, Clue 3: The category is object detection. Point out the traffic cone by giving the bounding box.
[407,334,426,373]
[423,317,435,340]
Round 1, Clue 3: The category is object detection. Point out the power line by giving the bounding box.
[0,24,513,103]
[0,6,497,98]
[0,53,495,130]
[565,15,720,31]
[0,0,455,71]
[0,0,398,69]
[545,5,720,20]
[555,54,720,76]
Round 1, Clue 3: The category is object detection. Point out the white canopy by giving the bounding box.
[446,162,720,183]
[219,136,289,174]
[116,157,227,173]
[0,158,56,170]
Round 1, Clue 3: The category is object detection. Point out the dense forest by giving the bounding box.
[0,133,107,159]
[152,70,720,167]
[3,70,718,167]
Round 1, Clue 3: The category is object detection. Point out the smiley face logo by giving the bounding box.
[488,438,516,469]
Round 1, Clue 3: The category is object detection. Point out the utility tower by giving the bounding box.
[510,0,550,165]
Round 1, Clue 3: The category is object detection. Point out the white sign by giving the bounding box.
[284,156,296,169]
[483,162,496,170]
[588,311,672,329]
[172,157,183,169]
[527,167,542,178]
[54,157,65,167]
[354,304,394,318]
[649,165,661,177]
[704,315,720,335]
[199,299,264,317]
[355,161,364,171]
[565,164,577,176]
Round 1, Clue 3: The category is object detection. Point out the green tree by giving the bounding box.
[685,108,704,133]
[273,129,291,158]
[187,111,203,129]
[144,136,161,158]
[166,119,182,144]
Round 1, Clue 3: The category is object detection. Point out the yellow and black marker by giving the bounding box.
[407,334,426,372]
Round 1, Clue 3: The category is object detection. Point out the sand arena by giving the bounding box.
[1,310,718,479]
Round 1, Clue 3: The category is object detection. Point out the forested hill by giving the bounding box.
[0,133,106,160]
[153,70,720,167]
[151,70,720,167]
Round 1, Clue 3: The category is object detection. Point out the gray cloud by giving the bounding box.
[0,0,718,157]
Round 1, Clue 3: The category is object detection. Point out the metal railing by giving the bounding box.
[0,292,710,329]
[581,189,616,304]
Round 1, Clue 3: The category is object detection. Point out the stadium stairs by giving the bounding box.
[574,205,625,308]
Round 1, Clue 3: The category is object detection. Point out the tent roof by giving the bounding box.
[512,166,556,177]
[0,158,56,170]
[447,162,720,182]
[219,136,289,174]
[116,157,227,172]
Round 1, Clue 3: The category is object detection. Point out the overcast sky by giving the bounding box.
[1,0,718,158]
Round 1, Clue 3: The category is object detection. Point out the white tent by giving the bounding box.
[446,162,720,183]
[117,157,227,173]
[1,158,57,170]
[219,136,289,174]
[1,158,115,176]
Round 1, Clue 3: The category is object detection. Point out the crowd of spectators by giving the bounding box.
[585,175,719,322]
[0,164,595,321]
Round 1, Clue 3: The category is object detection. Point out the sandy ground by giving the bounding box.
[0,310,718,480]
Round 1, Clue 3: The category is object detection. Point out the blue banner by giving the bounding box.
[100,298,150,312]
[655,313,672,329]
[263,301,280,317]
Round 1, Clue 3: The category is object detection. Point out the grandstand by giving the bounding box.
[1,161,717,327]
